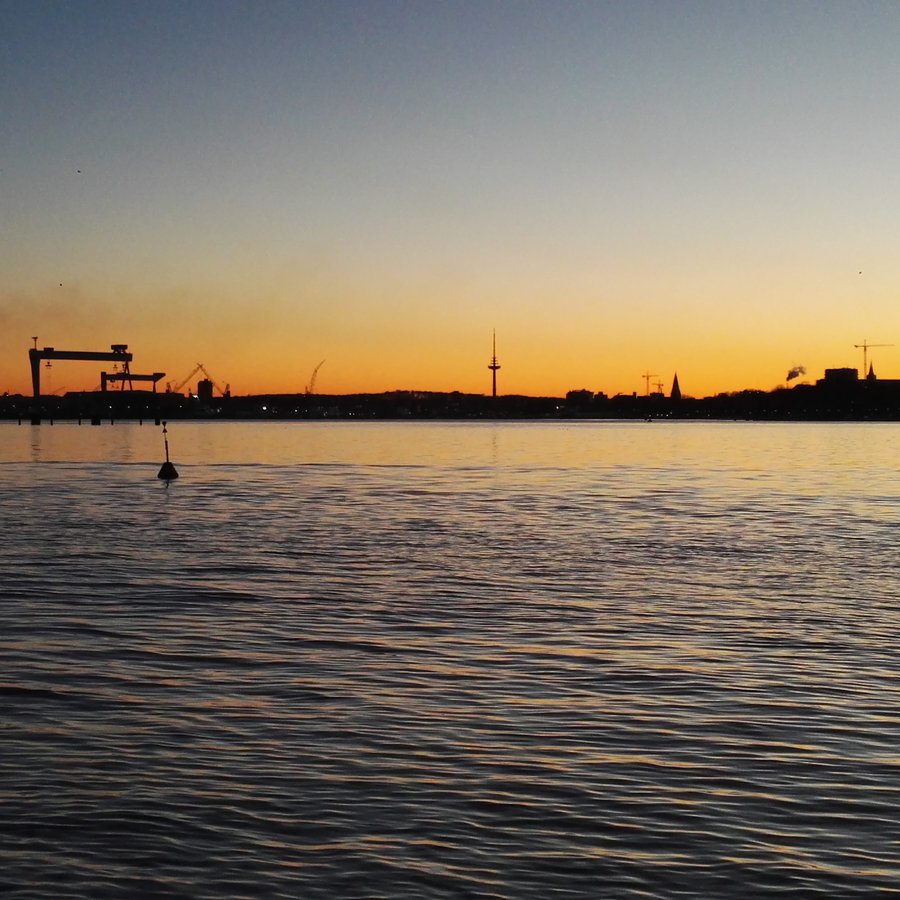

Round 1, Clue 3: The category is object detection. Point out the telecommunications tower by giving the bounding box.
[488,330,501,398]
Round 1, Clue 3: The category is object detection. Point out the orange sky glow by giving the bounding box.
[4,3,900,399]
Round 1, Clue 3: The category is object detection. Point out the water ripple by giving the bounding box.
[2,422,900,897]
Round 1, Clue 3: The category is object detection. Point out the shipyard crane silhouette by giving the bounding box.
[305,359,325,395]
[854,339,894,376]
[168,363,230,397]
[29,342,133,397]
[100,370,166,392]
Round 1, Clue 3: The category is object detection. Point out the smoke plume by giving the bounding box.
[786,365,806,382]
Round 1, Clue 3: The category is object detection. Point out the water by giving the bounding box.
[2,420,900,898]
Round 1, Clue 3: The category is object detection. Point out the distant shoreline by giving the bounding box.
[4,380,900,422]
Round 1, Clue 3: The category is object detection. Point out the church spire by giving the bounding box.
[670,373,682,401]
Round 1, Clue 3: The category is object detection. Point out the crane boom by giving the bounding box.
[168,364,202,395]
[854,339,894,376]
[306,359,325,395]
[168,363,229,396]
[196,363,229,396]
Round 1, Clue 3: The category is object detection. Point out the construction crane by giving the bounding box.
[854,339,894,377]
[305,359,325,395]
[642,371,659,396]
[168,363,230,397]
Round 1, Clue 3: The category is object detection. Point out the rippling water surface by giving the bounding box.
[2,420,900,898]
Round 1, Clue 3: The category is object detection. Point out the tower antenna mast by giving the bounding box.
[488,330,501,398]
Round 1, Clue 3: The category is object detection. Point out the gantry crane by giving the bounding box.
[101,370,166,392]
[29,343,133,397]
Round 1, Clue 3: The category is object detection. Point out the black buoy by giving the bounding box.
[157,421,179,481]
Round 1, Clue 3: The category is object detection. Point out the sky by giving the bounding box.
[3,0,900,399]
